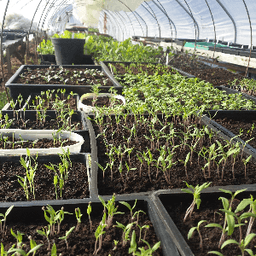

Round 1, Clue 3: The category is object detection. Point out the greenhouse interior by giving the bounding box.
[1,0,256,255]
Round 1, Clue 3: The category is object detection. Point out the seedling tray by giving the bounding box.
[151,185,256,256]
[0,194,179,256]
[5,65,123,101]
[0,153,96,205]
[100,60,195,78]
[1,110,90,152]
[201,110,256,159]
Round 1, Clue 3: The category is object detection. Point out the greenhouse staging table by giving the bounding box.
[2,38,26,73]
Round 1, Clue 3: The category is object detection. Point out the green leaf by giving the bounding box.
[187,227,197,239]
[208,251,224,256]
[205,223,223,229]
[235,199,252,213]
[244,233,256,247]
[221,239,239,249]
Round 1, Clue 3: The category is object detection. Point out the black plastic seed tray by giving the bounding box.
[5,65,123,101]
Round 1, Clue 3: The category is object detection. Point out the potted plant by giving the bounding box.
[51,30,94,65]
[37,39,56,64]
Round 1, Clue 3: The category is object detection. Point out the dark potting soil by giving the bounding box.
[15,67,113,86]
[81,96,124,108]
[0,161,89,201]
[0,137,76,149]
[92,115,256,195]
[213,117,256,149]
[161,191,256,256]
[168,54,244,86]
[1,202,162,256]
[6,118,82,131]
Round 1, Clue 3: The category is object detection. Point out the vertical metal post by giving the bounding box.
[241,0,252,77]
[104,12,107,34]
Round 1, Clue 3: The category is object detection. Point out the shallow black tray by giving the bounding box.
[151,185,256,256]
[5,65,123,101]
[0,194,179,256]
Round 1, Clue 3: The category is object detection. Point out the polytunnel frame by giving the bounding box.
[141,1,161,38]
[47,0,71,31]
[152,0,177,40]
[104,10,123,40]
[215,0,237,43]
[204,0,217,59]
[117,0,146,37]
[174,0,199,39]
[0,0,10,102]
[101,11,116,39]
[114,11,128,41]
[106,10,125,41]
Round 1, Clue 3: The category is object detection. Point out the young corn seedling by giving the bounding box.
[137,224,150,242]
[235,194,256,237]
[242,155,252,179]
[93,215,107,255]
[119,199,137,221]
[207,188,247,248]
[0,205,14,234]
[10,228,24,250]
[19,149,38,200]
[182,181,211,222]
[87,202,93,232]
[75,207,83,231]
[58,226,75,249]
[187,220,207,249]
[55,207,73,234]
[37,226,50,250]
[115,221,136,247]
[129,230,161,256]
[98,194,124,228]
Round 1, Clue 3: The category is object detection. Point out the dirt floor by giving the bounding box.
[0,39,40,92]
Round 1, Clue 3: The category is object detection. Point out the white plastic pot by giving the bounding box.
[0,129,84,155]
[78,93,126,114]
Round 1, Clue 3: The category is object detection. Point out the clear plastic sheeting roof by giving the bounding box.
[0,0,256,45]
[97,0,256,46]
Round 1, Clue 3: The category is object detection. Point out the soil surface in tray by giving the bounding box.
[81,96,124,107]
[212,117,256,148]
[92,115,256,195]
[162,191,256,256]
[0,161,88,201]
[168,53,244,86]
[0,137,76,149]
[1,202,162,256]
[5,116,82,131]
[15,66,113,86]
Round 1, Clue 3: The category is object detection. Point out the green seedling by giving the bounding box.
[182,181,211,222]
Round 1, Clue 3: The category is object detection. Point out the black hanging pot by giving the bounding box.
[52,38,85,65]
